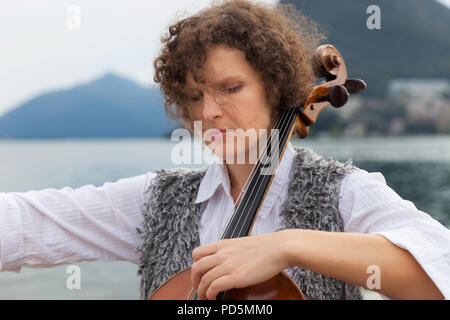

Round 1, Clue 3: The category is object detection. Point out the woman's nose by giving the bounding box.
[201,91,223,121]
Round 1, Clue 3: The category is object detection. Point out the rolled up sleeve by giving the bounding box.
[0,193,25,272]
[339,169,450,299]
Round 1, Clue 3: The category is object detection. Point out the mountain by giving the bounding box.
[282,0,450,97]
[0,73,178,139]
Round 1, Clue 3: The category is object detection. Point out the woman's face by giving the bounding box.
[186,45,275,163]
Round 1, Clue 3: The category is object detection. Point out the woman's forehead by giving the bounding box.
[185,72,244,87]
[185,46,256,87]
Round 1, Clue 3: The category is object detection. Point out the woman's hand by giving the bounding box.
[190,231,291,300]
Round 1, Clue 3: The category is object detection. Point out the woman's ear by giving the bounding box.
[181,118,192,130]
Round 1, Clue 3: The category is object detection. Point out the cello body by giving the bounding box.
[148,267,305,300]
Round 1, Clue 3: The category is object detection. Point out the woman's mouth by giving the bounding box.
[210,128,234,141]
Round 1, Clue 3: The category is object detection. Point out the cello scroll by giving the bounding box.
[294,45,366,138]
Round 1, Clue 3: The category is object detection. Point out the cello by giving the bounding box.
[148,44,366,300]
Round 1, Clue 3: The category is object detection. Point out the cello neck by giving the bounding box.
[220,105,300,240]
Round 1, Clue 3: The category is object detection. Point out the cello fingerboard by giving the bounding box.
[220,106,299,240]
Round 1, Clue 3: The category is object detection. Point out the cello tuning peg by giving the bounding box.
[316,85,349,108]
[344,78,366,94]
[312,53,336,81]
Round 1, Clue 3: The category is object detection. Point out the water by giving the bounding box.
[0,135,449,299]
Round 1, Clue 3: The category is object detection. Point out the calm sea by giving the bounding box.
[0,136,449,299]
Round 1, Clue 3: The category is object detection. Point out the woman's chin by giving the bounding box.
[203,135,261,165]
[212,147,258,165]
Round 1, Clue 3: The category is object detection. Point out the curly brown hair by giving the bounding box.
[153,0,326,124]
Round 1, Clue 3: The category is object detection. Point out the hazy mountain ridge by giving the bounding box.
[0,73,178,139]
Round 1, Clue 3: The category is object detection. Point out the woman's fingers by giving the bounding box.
[191,234,290,299]
[196,264,231,300]
[206,274,237,300]
[192,241,220,262]
[191,254,222,289]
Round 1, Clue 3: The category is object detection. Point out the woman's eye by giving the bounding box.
[227,85,242,93]
[189,92,203,102]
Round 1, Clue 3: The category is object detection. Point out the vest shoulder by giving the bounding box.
[292,146,359,173]
[146,167,208,198]
[152,166,208,181]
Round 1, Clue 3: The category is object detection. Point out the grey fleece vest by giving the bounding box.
[136,147,363,300]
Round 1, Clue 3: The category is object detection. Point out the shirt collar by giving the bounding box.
[195,143,297,206]
[195,156,231,204]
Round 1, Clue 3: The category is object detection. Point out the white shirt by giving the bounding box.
[1,143,449,299]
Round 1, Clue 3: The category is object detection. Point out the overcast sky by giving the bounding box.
[1,0,449,117]
[437,0,450,7]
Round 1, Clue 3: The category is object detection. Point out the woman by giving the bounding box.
[0,0,449,300]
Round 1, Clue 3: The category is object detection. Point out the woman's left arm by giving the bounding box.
[281,228,445,300]
[191,228,444,300]
[335,169,450,299]
[282,169,449,300]
[191,169,449,300]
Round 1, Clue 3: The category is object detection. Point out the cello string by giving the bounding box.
[217,107,287,240]
[189,106,297,300]
[224,106,296,239]
[188,106,283,300]
[221,106,294,240]
[218,106,291,240]
[229,107,295,239]
[189,107,294,301]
